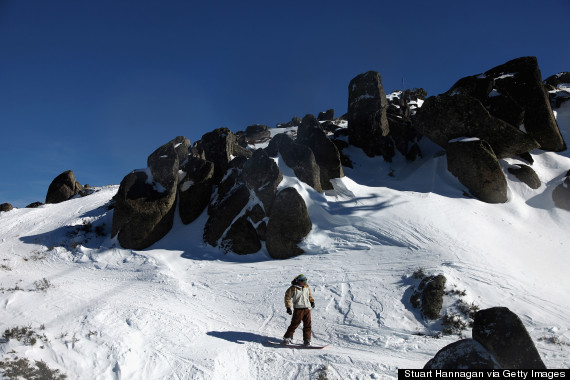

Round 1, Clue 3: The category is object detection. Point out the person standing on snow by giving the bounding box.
[283,274,315,346]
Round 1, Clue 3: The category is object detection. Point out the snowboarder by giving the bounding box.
[283,274,315,346]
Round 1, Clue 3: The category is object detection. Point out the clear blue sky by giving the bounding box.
[1,0,569,207]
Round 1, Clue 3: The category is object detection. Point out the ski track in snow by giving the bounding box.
[1,107,570,378]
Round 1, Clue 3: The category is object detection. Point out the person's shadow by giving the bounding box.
[206,331,284,347]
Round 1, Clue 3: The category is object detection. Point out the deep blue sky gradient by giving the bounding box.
[1,0,569,207]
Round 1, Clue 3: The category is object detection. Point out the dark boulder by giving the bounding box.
[266,133,322,192]
[448,75,494,101]
[78,184,94,197]
[266,187,311,259]
[204,185,251,247]
[387,112,421,161]
[552,173,570,211]
[111,169,177,250]
[421,275,446,320]
[544,72,570,88]
[545,73,570,107]
[332,138,355,168]
[45,170,82,204]
[256,221,267,241]
[200,128,252,184]
[297,114,344,190]
[486,57,565,151]
[385,90,425,161]
[317,109,335,121]
[26,201,44,208]
[1,203,14,212]
[246,203,266,224]
[347,71,391,158]
[179,157,215,224]
[111,136,184,248]
[473,307,546,369]
[214,168,240,204]
[507,164,541,189]
[222,215,261,254]
[235,131,248,148]
[320,120,339,133]
[550,89,570,109]
[242,149,283,214]
[414,93,539,158]
[447,139,508,203]
[410,275,446,320]
[424,339,500,369]
[245,124,271,144]
[190,140,206,160]
[147,137,182,190]
[148,136,189,169]
[276,116,301,129]
[517,152,534,165]
[450,57,566,152]
[485,91,526,129]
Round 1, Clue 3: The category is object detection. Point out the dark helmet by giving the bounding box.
[293,274,307,285]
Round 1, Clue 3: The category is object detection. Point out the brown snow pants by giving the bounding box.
[284,308,311,341]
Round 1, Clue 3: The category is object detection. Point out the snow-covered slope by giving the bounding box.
[1,105,569,379]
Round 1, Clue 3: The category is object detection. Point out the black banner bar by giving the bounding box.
[398,369,569,380]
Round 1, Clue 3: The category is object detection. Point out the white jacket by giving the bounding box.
[284,285,314,309]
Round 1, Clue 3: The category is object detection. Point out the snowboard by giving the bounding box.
[266,340,328,349]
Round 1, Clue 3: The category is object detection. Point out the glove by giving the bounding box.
[286,307,292,315]
[311,301,315,309]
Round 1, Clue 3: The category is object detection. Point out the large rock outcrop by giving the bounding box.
[447,139,508,203]
[447,56,566,152]
[414,93,539,158]
[266,187,311,259]
[472,307,546,369]
[347,71,391,158]
[486,57,565,151]
[297,114,344,190]
[45,170,83,204]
